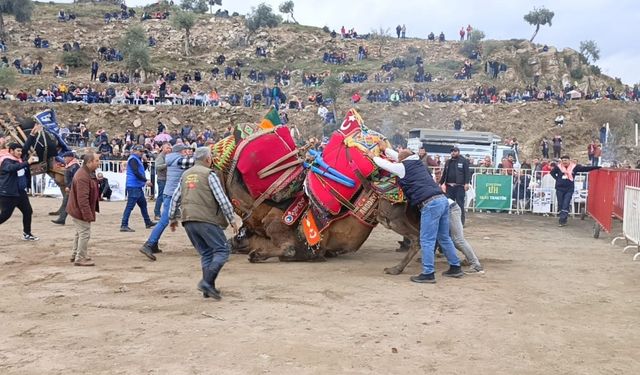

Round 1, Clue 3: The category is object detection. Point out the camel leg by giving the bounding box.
[385,238,420,275]
[247,208,299,262]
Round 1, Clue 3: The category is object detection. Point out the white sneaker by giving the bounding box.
[22,233,40,241]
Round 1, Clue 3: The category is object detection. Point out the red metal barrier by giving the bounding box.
[587,169,615,233]
[587,169,640,233]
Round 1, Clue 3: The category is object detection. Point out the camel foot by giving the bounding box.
[384,266,403,275]
[248,251,269,263]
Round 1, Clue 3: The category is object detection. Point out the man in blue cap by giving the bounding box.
[120,145,156,232]
[51,151,80,225]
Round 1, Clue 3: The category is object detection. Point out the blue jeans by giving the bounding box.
[556,188,573,224]
[147,194,172,245]
[183,221,230,273]
[121,187,151,227]
[419,196,460,274]
[153,179,166,217]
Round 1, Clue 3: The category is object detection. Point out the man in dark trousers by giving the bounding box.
[90,59,99,81]
[0,126,41,241]
[169,147,237,300]
[52,151,81,225]
[371,141,462,284]
[439,146,471,224]
[97,172,112,200]
[120,145,156,232]
[550,155,600,227]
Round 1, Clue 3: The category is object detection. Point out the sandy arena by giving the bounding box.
[0,197,638,374]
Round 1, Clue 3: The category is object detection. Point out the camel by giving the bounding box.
[0,116,68,215]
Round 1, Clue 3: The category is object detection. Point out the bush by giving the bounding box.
[62,50,90,68]
[0,66,16,87]
[459,30,485,57]
[245,3,282,32]
[570,67,583,80]
[482,41,500,57]
[590,65,601,76]
[562,55,572,68]
[321,25,330,33]
[436,60,461,72]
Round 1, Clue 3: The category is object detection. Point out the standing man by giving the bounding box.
[169,147,237,300]
[552,135,563,159]
[66,152,101,266]
[541,137,550,159]
[153,142,171,220]
[439,146,471,225]
[587,139,597,166]
[371,141,462,283]
[0,139,40,241]
[90,59,99,81]
[120,145,156,232]
[51,151,80,225]
[139,144,194,260]
[550,155,600,227]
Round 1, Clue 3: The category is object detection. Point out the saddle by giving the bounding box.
[233,125,304,203]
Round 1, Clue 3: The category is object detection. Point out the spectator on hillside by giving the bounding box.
[90,59,99,81]
[0,40,7,52]
[554,114,564,127]
[395,25,401,38]
[351,92,361,104]
[148,36,157,47]
[459,27,465,41]
[243,91,252,107]
[427,32,435,41]
[401,24,406,38]
[552,135,562,158]
[466,24,473,40]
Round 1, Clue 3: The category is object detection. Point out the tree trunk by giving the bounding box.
[0,13,5,39]
[290,13,298,24]
[529,24,540,42]
[185,29,190,56]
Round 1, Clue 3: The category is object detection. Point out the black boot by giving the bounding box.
[139,243,157,261]
[197,269,220,300]
[151,243,162,253]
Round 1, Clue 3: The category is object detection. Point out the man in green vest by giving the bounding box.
[169,147,237,300]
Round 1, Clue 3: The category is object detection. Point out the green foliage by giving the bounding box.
[181,0,209,14]
[245,3,282,32]
[62,50,90,68]
[579,40,600,63]
[459,29,485,57]
[590,65,601,76]
[172,10,197,55]
[570,67,583,80]
[278,1,297,23]
[369,27,391,58]
[0,65,16,86]
[0,0,34,22]
[482,40,500,57]
[523,6,554,42]
[562,55,573,68]
[323,75,342,102]
[119,25,152,73]
[321,25,330,33]
[436,60,461,72]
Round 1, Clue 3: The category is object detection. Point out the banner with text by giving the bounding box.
[475,174,512,211]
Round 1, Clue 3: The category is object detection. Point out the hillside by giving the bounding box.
[1,1,639,163]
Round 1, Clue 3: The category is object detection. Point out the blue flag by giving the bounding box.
[34,109,60,134]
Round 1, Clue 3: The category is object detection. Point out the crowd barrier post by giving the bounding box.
[614,187,640,260]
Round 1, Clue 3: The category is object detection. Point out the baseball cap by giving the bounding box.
[172,144,188,153]
[61,151,75,158]
[132,145,144,152]
[451,146,460,152]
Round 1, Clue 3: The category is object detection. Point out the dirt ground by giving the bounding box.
[0,197,639,375]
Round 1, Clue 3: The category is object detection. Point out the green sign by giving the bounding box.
[474,174,512,210]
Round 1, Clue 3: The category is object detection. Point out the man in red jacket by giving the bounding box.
[66,152,101,266]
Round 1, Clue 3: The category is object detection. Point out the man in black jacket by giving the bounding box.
[439,146,471,224]
[550,155,600,227]
[0,130,41,240]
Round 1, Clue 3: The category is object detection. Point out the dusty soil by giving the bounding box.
[0,197,638,375]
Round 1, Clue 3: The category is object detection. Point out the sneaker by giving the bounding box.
[410,273,436,284]
[145,221,157,229]
[558,223,567,227]
[442,265,464,278]
[464,266,485,275]
[22,233,40,241]
[74,258,95,267]
[120,226,135,232]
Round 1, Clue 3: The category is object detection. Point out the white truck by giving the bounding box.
[406,128,519,167]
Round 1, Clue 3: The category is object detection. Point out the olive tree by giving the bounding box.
[523,7,554,42]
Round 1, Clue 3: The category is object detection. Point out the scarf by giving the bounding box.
[0,149,21,167]
[558,163,576,182]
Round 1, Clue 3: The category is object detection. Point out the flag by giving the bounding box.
[338,108,365,137]
[34,109,60,134]
[258,107,282,130]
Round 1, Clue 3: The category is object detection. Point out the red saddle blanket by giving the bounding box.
[306,131,376,215]
[235,126,303,200]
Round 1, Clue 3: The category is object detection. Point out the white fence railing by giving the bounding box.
[613,186,640,260]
